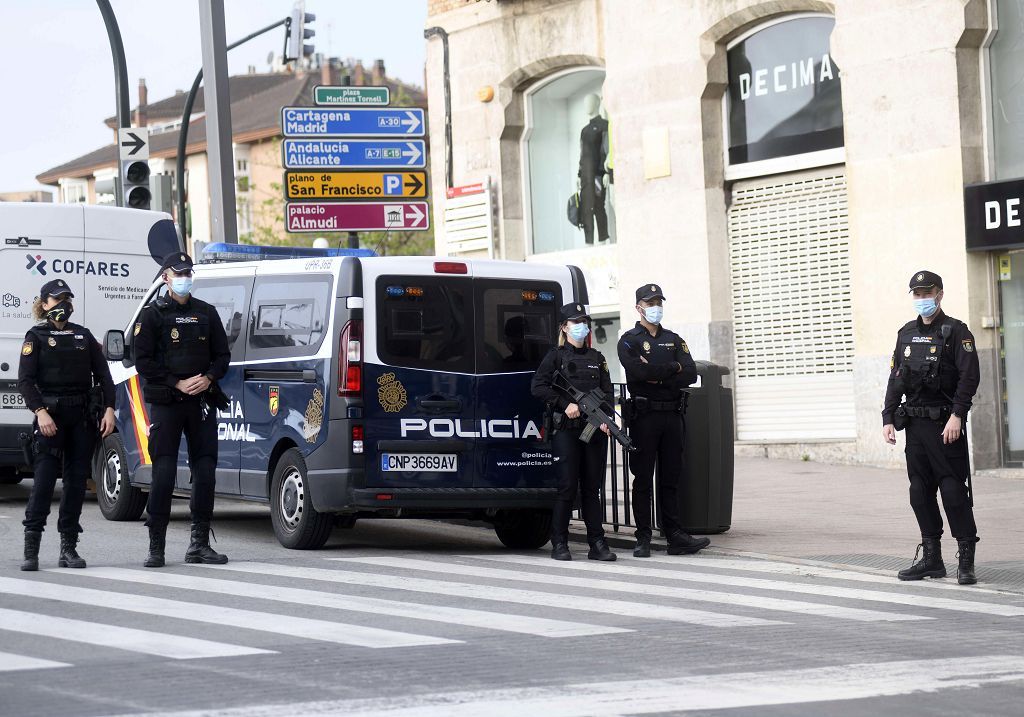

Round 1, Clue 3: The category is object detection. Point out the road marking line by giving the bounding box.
[0,576,455,649]
[0,607,272,660]
[335,556,926,623]
[0,649,69,673]
[63,567,627,639]
[472,554,1024,617]
[99,655,1024,717]
[201,561,782,628]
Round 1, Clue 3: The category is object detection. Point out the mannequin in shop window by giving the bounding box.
[577,93,610,245]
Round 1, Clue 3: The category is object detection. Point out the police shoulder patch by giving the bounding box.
[21,341,33,356]
[134,322,142,336]
[962,339,974,353]
[681,341,690,354]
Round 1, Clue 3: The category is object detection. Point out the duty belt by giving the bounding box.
[41,393,87,408]
[635,396,680,412]
[904,405,952,420]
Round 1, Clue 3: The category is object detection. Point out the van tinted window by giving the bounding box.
[248,274,332,358]
[376,276,473,373]
[476,280,561,374]
[191,277,252,358]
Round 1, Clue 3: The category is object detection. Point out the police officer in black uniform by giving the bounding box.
[618,283,710,558]
[134,252,230,568]
[883,270,981,585]
[17,279,116,571]
[531,303,617,561]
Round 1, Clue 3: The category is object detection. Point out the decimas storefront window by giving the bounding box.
[523,68,617,253]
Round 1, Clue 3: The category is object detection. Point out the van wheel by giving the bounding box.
[97,434,146,521]
[493,509,552,550]
[271,448,333,550]
[0,467,22,485]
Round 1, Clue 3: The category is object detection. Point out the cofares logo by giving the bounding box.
[25,254,47,276]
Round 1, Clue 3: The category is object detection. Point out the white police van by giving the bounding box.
[0,203,178,482]
[100,243,589,549]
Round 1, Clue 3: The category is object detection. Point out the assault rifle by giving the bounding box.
[551,369,636,452]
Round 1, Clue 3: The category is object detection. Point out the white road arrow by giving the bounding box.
[402,142,422,165]
[401,110,422,134]
[404,204,426,227]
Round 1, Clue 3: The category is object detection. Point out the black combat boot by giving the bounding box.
[550,540,572,561]
[58,532,86,568]
[633,536,651,558]
[144,525,167,568]
[957,539,977,585]
[587,537,617,561]
[667,530,711,555]
[21,530,42,571]
[184,522,229,564]
[897,537,946,580]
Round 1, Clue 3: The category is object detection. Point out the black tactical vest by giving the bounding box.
[558,347,605,393]
[31,326,92,393]
[156,303,212,376]
[895,320,958,401]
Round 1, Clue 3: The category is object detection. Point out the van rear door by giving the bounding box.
[363,267,475,488]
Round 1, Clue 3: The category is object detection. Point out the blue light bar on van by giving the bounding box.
[201,243,377,262]
[538,291,555,302]
[385,286,405,297]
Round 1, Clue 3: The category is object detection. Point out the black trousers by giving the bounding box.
[904,417,977,541]
[630,409,684,541]
[579,174,609,244]
[23,405,95,534]
[145,400,218,529]
[551,426,607,543]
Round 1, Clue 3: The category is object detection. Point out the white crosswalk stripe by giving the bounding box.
[0,576,455,649]
[472,554,1024,617]
[337,555,928,623]
[0,607,273,660]
[198,561,783,628]
[0,649,69,673]
[55,567,628,639]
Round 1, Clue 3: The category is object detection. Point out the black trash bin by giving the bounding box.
[679,361,734,534]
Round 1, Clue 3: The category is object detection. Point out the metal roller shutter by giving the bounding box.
[728,167,856,441]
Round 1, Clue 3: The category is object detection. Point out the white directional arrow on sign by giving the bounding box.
[401,111,422,134]
[404,203,426,228]
[402,142,423,165]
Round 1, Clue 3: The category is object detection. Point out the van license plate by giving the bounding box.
[0,392,25,409]
[381,453,458,472]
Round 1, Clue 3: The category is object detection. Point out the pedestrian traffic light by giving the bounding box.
[121,159,151,210]
[285,1,315,61]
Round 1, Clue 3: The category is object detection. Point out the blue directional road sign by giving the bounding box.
[282,139,427,170]
[281,107,425,137]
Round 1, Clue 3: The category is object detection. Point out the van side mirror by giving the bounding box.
[104,330,125,362]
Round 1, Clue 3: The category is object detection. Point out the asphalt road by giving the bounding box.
[2,480,1023,717]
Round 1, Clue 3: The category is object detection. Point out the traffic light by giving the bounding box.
[121,159,151,210]
[286,1,315,61]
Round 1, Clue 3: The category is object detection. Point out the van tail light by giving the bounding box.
[434,261,467,274]
[338,320,363,397]
[351,424,364,454]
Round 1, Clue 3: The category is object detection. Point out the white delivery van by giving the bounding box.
[0,203,179,481]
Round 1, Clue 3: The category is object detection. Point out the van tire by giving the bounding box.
[97,434,146,521]
[271,448,333,550]
[493,509,552,550]
[0,467,22,485]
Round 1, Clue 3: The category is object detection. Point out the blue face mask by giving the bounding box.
[568,323,590,342]
[643,305,664,324]
[171,276,193,296]
[913,297,938,318]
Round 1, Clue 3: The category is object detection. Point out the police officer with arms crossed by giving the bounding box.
[134,252,230,568]
[18,279,116,570]
[883,270,981,585]
[532,303,617,561]
[618,283,710,558]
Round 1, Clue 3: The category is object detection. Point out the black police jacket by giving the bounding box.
[17,321,115,413]
[134,293,230,396]
[617,322,697,401]
[531,344,614,414]
[882,310,980,425]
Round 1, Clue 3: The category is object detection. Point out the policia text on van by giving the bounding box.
[99,244,588,550]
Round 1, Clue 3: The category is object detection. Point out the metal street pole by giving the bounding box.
[96,0,130,206]
[198,0,238,244]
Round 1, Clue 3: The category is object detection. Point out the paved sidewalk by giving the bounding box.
[572,456,1024,591]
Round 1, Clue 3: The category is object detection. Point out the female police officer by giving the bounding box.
[531,303,617,561]
[18,279,116,571]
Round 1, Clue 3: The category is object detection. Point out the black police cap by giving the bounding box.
[635,283,666,303]
[39,279,74,299]
[160,251,194,273]
[559,302,590,323]
[909,270,943,291]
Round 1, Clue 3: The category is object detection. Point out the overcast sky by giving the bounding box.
[0,0,428,194]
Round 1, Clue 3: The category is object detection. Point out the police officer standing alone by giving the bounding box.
[618,284,709,558]
[531,303,617,561]
[883,271,981,585]
[18,279,116,570]
[134,252,230,568]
